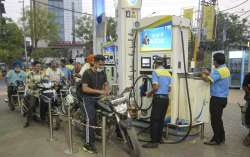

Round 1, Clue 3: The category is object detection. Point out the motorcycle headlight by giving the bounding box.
[114,103,128,114]
[65,94,74,104]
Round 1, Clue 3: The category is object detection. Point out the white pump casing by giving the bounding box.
[116,0,142,92]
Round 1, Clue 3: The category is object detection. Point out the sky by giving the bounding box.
[3,0,250,23]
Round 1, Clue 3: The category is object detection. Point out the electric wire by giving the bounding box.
[30,0,92,16]
[220,0,249,12]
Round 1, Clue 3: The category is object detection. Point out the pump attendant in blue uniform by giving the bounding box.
[202,53,230,145]
[142,57,171,149]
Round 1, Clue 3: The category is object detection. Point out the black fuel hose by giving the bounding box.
[129,29,153,112]
[128,74,153,111]
[161,28,193,144]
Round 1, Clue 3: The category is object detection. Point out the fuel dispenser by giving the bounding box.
[134,16,210,125]
[114,0,210,141]
[102,43,118,85]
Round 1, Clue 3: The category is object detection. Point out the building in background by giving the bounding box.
[48,0,82,42]
[63,0,82,42]
[48,0,65,40]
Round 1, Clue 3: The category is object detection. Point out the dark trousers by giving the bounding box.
[246,101,250,126]
[210,96,227,143]
[150,95,169,143]
[40,99,48,121]
[79,96,98,146]
[23,95,39,124]
[7,86,17,109]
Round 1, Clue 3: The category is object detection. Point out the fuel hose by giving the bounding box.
[129,27,193,144]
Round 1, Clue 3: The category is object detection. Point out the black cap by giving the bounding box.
[154,56,164,64]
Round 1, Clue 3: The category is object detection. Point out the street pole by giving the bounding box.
[193,0,204,67]
[20,0,28,65]
[33,0,37,48]
[30,0,34,48]
[72,1,75,44]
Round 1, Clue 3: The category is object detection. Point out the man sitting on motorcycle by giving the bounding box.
[24,61,45,128]
[46,61,64,85]
[41,61,66,121]
[6,61,26,111]
[78,54,109,154]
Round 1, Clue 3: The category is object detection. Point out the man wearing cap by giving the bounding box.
[6,61,26,111]
[142,57,172,148]
[80,54,95,76]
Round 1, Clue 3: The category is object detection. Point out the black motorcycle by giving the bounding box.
[7,80,26,112]
[36,80,61,130]
[61,87,141,157]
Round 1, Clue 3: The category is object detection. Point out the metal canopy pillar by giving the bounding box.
[93,0,106,55]
[116,0,142,92]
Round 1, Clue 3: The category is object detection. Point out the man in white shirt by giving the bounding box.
[46,61,64,84]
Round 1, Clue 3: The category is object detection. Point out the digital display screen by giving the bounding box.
[141,57,151,69]
[128,0,138,5]
[140,22,172,52]
[103,45,117,54]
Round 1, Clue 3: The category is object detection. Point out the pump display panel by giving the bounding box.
[140,22,172,52]
[141,57,151,69]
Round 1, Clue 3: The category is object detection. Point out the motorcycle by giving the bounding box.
[36,80,61,130]
[61,86,141,157]
[7,80,26,113]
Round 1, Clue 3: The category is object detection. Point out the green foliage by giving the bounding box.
[75,16,118,52]
[0,17,23,64]
[0,18,23,49]
[75,15,93,53]
[0,49,23,64]
[210,12,248,51]
[106,17,117,42]
[75,15,93,42]
[22,7,59,47]
[31,48,68,59]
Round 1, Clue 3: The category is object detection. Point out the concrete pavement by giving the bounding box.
[0,84,250,157]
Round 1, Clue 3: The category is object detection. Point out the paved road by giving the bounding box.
[0,81,249,157]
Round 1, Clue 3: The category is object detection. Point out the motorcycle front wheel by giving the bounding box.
[123,127,141,157]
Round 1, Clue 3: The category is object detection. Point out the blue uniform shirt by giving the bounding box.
[152,66,172,95]
[209,64,230,98]
[60,67,71,81]
[6,70,26,86]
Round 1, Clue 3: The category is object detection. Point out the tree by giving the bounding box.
[106,17,117,42]
[210,12,248,51]
[30,48,68,59]
[0,17,23,64]
[22,7,59,48]
[75,15,93,53]
[75,16,118,53]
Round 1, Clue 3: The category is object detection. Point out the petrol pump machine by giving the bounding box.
[102,43,118,85]
[115,0,210,126]
[135,16,211,124]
